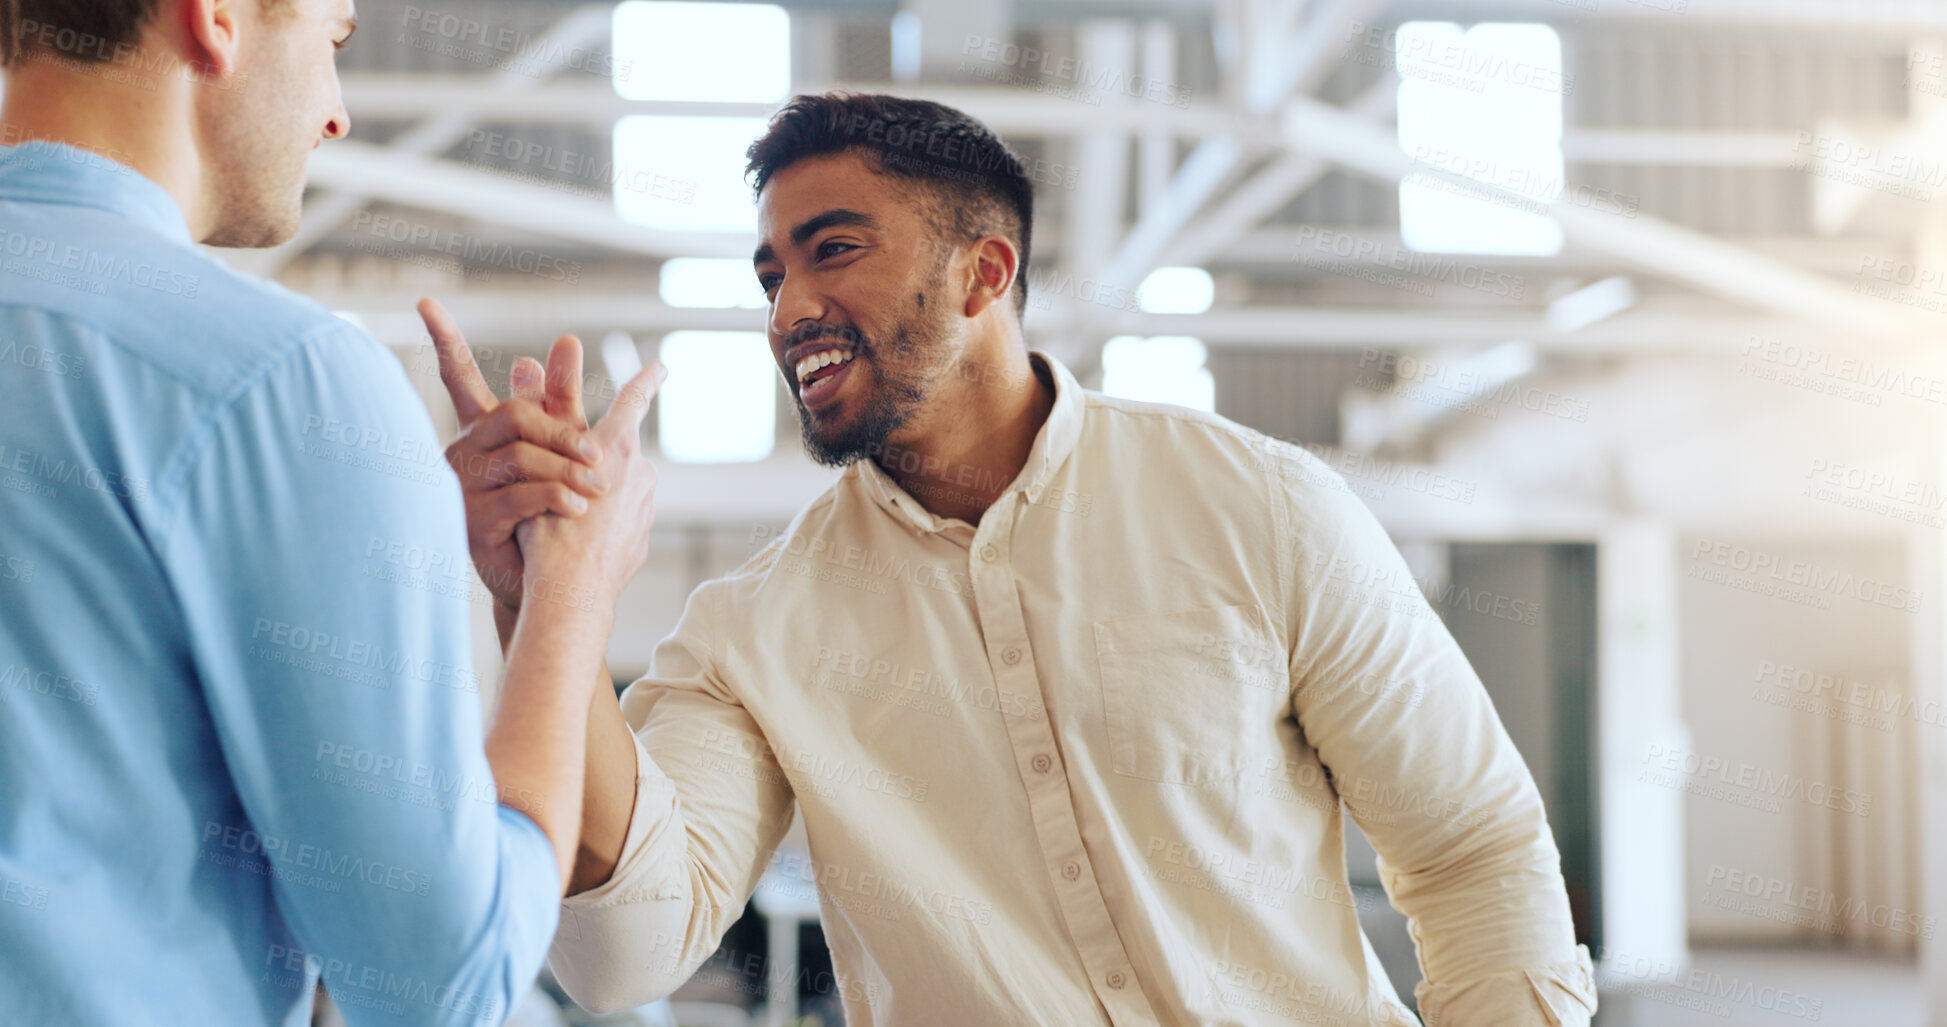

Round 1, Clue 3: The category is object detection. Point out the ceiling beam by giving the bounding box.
[1172,229,1907,277]
[1392,0,1947,34]
[1249,0,1386,109]
[315,287,1834,354]
[1063,0,1383,342]
[1097,306,1831,351]
[336,75,1263,140]
[1170,79,1396,269]
[1565,128,1806,167]
[334,74,1811,168]
[299,140,752,259]
[1280,94,1943,341]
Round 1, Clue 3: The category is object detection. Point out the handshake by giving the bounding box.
[416,297,663,622]
[411,297,670,899]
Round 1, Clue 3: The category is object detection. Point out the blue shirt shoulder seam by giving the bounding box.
[147,319,372,530]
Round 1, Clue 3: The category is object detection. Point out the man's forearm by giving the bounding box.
[570,673,641,895]
[484,598,613,892]
[495,601,640,896]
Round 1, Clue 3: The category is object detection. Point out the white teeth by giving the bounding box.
[795,349,854,384]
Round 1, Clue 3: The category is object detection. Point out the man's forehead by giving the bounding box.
[755,154,917,241]
[760,155,867,211]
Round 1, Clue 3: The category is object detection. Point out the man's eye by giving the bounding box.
[817,241,857,260]
[758,275,782,292]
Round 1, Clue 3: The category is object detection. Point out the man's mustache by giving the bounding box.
[788,322,871,352]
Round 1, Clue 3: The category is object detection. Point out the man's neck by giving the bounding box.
[875,347,1056,527]
[0,62,205,234]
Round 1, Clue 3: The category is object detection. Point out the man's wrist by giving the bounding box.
[519,564,611,617]
[509,592,616,673]
[492,597,521,653]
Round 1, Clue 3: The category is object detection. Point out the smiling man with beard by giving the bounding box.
[433,93,1597,1026]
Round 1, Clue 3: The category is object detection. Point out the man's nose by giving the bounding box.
[323,96,351,141]
[769,278,826,341]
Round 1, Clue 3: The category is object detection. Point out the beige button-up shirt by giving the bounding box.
[549,353,1597,1026]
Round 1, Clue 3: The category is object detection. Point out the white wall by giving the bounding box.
[1676,534,1918,949]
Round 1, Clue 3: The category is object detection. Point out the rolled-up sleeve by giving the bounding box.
[1274,451,1597,1027]
[549,581,796,1013]
[158,324,561,1026]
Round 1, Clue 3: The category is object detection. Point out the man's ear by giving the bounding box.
[961,234,1020,319]
[178,0,245,80]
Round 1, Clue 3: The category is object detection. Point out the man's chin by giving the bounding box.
[202,218,299,250]
[201,192,304,249]
[798,406,874,467]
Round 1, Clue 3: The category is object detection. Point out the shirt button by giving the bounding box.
[1062,862,1080,881]
[1031,754,1052,773]
[979,543,999,562]
[1002,647,1022,665]
[1107,971,1126,990]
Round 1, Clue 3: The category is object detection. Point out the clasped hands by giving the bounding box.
[415,298,664,617]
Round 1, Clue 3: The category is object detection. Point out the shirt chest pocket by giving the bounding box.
[1092,603,1289,785]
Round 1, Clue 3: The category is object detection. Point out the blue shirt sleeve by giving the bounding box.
[153,320,559,1026]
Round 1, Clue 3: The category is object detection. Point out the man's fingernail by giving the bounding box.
[569,493,588,512]
[586,469,610,491]
[579,438,599,461]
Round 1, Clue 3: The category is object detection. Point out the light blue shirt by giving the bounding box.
[0,142,559,1025]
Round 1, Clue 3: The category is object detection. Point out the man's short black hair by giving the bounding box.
[2,0,161,66]
[745,92,1035,316]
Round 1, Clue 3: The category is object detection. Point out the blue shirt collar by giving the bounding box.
[0,141,194,245]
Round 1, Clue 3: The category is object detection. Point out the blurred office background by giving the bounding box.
[208,0,1947,1023]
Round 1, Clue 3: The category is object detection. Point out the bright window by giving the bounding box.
[660,257,768,308]
[1101,336,1215,412]
[611,2,790,103]
[1138,267,1216,315]
[1396,22,1564,255]
[612,115,770,232]
[656,331,777,463]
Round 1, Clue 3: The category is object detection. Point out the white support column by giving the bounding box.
[1595,521,1689,976]
[903,0,1011,82]
[1913,459,1947,1025]
[1902,502,1947,1024]
[1092,137,1242,299]
[1909,36,1947,1025]
[1136,20,1177,214]
[1040,20,1134,365]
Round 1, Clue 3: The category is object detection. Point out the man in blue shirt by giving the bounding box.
[0,0,665,1022]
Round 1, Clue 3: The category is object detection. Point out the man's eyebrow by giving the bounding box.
[790,208,878,248]
[754,209,878,268]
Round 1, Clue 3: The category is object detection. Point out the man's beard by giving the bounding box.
[796,319,936,467]
[795,271,954,467]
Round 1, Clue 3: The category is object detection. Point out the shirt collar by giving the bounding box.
[0,142,193,246]
[852,350,1086,535]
